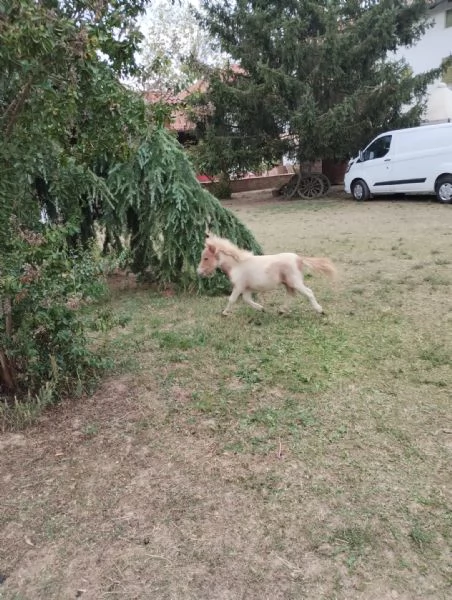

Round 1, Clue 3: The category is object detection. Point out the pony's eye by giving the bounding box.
[204,257,208,261]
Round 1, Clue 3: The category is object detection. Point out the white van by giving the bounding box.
[344,123,452,203]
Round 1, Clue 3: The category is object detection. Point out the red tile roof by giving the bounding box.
[143,65,245,132]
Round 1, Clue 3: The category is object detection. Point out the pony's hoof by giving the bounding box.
[222,311,231,317]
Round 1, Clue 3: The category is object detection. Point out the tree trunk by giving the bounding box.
[0,297,17,391]
[0,350,16,391]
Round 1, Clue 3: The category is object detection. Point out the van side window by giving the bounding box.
[363,135,392,161]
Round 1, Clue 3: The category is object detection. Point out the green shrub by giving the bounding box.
[210,178,232,200]
[0,220,110,411]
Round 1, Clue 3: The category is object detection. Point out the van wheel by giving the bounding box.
[435,175,452,204]
[351,179,370,201]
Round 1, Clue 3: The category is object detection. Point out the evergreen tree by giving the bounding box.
[196,0,441,174]
[108,126,262,291]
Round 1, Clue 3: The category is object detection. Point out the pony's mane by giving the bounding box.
[206,234,254,262]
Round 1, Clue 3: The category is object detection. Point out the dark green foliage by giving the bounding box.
[189,68,286,178]
[0,222,109,401]
[0,0,262,405]
[0,0,149,248]
[109,126,262,292]
[0,1,147,402]
[209,178,233,200]
[197,0,441,174]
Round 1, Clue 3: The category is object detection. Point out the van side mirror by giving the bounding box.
[358,150,364,162]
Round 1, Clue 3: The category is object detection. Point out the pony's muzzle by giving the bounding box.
[197,267,214,278]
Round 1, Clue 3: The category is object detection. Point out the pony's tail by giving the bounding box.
[297,256,337,280]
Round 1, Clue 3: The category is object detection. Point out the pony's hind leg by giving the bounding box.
[278,286,296,314]
[293,280,324,314]
[242,291,264,311]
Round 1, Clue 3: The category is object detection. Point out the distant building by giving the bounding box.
[391,0,452,86]
[389,1,452,123]
[143,81,206,146]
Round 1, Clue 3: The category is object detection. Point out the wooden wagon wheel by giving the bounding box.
[318,173,331,195]
[279,173,301,200]
[297,173,325,198]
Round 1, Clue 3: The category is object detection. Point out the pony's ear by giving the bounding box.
[206,242,216,254]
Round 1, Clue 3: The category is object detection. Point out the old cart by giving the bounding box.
[277,168,331,199]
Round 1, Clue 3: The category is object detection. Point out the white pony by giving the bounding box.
[197,234,336,316]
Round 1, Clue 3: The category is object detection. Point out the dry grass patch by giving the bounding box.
[1,193,451,600]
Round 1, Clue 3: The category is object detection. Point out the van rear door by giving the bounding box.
[389,126,451,192]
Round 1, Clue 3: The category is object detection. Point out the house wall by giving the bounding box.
[390,1,452,84]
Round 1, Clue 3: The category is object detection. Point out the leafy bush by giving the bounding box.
[0,221,110,407]
[210,178,232,200]
[0,1,262,427]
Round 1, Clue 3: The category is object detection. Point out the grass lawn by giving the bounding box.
[1,192,451,599]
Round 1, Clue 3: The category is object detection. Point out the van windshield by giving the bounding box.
[362,135,392,161]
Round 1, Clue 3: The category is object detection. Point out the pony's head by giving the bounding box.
[197,238,220,277]
[197,233,254,277]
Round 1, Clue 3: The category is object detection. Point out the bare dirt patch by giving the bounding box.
[1,193,451,600]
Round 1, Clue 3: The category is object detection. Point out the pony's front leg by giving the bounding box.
[242,291,264,311]
[222,286,242,316]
